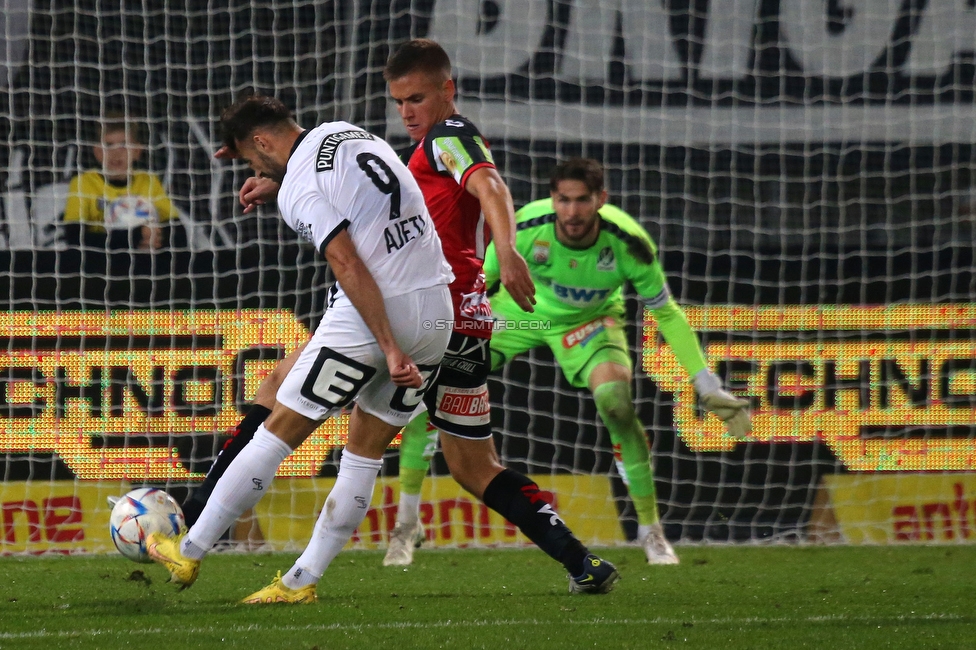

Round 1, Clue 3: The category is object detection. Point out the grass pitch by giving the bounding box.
[0,545,972,650]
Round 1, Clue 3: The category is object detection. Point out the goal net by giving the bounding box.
[2,0,975,554]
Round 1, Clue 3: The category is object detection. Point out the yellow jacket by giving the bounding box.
[63,171,179,233]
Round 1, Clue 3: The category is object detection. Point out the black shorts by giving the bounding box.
[422,331,492,440]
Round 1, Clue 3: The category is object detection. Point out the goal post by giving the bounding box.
[1,0,976,554]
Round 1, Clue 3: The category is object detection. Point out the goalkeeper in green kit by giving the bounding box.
[384,157,752,566]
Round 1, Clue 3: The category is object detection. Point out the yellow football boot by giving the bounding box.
[146,531,201,588]
[241,571,318,604]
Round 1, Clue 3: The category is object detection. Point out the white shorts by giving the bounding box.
[276,285,452,426]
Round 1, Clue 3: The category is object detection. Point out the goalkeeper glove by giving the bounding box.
[692,369,753,439]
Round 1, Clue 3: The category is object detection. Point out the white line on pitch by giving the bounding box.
[0,613,964,641]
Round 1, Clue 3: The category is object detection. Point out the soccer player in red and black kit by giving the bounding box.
[381,39,617,593]
[184,40,618,595]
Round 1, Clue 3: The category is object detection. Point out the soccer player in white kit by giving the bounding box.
[147,94,454,602]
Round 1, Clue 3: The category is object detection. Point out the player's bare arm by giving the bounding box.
[323,229,422,388]
[464,166,536,311]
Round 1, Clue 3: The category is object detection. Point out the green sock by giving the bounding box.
[398,413,437,494]
[394,414,438,526]
[399,466,427,496]
[592,381,660,526]
[631,493,661,526]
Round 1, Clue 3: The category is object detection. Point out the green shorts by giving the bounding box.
[489,312,631,388]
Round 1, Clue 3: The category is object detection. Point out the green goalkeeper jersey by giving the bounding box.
[485,199,669,321]
[484,199,708,377]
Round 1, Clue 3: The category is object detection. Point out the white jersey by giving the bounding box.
[277,121,454,305]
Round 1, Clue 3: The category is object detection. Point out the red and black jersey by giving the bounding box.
[407,114,495,338]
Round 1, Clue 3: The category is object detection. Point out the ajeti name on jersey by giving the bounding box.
[275,122,454,307]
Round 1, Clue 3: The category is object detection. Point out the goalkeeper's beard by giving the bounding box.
[556,217,599,245]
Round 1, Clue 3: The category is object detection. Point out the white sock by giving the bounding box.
[637,523,654,541]
[397,492,422,527]
[179,535,208,560]
[281,448,382,590]
[185,424,292,556]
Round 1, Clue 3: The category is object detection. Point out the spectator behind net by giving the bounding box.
[61,112,181,252]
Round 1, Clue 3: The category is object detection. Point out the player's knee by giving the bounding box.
[264,406,318,450]
[448,465,498,500]
[593,380,636,427]
[444,451,502,498]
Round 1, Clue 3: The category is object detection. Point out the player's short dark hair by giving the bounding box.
[383,38,452,82]
[220,93,293,153]
[550,158,605,194]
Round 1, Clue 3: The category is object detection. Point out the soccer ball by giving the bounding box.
[109,488,185,563]
[104,196,158,230]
